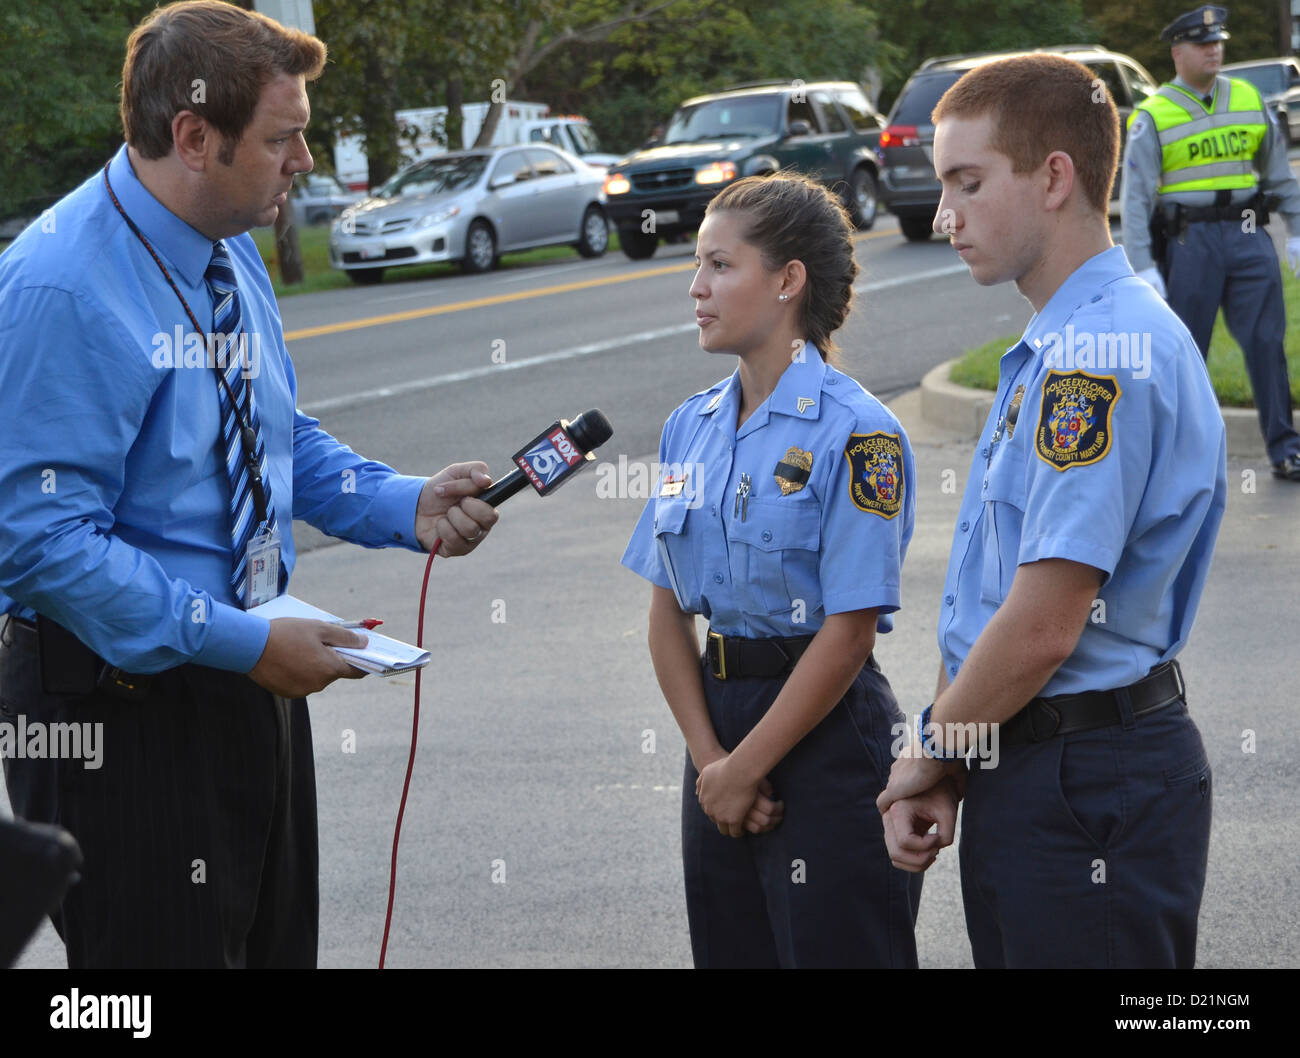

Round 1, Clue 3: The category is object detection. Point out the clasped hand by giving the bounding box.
[875,747,966,872]
[695,754,784,838]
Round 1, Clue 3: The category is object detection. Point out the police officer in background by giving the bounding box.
[1122,4,1300,480]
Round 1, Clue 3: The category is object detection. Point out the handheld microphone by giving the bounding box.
[479,409,614,507]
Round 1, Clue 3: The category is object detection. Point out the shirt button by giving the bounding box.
[980,446,989,457]
[761,529,772,542]
[949,665,958,677]
[713,572,724,584]
[711,505,717,516]
[982,479,989,491]
[944,594,954,607]
[960,520,969,532]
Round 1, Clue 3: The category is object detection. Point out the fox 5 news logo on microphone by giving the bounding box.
[514,424,585,495]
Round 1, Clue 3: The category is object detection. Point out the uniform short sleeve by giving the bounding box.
[620,412,677,590]
[1015,366,1154,578]
[819,415,916,621]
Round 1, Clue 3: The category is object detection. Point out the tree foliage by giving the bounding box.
[0,0,155,217]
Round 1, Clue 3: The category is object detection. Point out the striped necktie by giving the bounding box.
[205,241,279,606]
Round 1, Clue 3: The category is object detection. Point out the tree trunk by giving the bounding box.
[446,74,463,150]
[1280,0,1293,53]
[274,196,304,286]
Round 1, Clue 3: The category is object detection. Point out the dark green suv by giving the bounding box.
[603,80,885,259]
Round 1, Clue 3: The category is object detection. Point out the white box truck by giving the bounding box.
[334,102,620,191]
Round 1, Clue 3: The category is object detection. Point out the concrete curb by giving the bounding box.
[920,359,1265,459]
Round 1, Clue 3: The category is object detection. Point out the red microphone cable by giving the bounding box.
[378,538,439,969]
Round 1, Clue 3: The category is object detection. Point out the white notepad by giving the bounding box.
[249,594,431,677]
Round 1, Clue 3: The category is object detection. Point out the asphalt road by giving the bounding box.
[6,211,1297,971]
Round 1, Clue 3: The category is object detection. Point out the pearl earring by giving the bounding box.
[778,294,788,302]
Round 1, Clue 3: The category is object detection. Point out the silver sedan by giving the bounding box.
[328,144,610,284]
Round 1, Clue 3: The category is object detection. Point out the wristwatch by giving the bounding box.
[917,703,963,761]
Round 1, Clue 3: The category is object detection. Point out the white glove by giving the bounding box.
[1136,266,1166,299]
[1287,236,1300,277]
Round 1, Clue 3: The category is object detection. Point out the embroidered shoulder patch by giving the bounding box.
[844,432,904,518]
[1033,371,1121,471]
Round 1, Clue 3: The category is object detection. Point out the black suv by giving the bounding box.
[878,45,1159,241]
[603,80,885,259]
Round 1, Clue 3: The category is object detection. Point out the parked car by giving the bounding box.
[1222,57,1300,146]
[601,79,885,259]
[878,45,1159,240]
[328,143,609,284]
[292,171,362,224]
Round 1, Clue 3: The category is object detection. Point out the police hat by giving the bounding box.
[1161,5,1230,44]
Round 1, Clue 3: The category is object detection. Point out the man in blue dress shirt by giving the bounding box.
[0,1,496,967]
[876,55,1226,967]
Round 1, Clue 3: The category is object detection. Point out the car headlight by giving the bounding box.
[604,173,631,195]
[417,205,461,228]
[695,161,737,186]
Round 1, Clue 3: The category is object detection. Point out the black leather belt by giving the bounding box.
[2,613,160,701]
[1000,660,1185,747]
[705,629,814,680]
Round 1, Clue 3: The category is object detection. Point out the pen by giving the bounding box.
[338,618,383,630]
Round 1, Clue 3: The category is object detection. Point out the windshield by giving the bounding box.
[663,97,780,144]
[569,123,600,154]
[890,72,962,126]
[377,155,486,198]
[1228,64,1284,95]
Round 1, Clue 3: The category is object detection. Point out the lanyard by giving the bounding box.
[101,163,270,526]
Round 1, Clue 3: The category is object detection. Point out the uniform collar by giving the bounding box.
[698,344,828,438]
[1020,246,1134,359]
[106,143,217,288]
[1169,74,1226,108]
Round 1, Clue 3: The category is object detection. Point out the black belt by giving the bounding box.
[1000,660,1185,747]
[1164,193,1270,226]
[1,613,163,702]
[704,628,877,680]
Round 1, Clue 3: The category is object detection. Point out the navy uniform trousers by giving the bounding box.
[959,697,1212,968]
[682,657,923,968]
[0,617,317,968]
[1165,218,1300,464]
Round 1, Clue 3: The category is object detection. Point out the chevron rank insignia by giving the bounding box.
[796,397,816,414]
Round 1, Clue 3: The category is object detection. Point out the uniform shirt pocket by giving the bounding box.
[653,497,698,612]
[979,448,1028,605]
[726,498,821,616]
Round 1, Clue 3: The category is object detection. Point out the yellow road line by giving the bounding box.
[284,225,898,342]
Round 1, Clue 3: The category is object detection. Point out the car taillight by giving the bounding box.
[604,173,631,195]
[880,125,921,150]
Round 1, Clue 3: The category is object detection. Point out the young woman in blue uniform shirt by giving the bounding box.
[622,173,947,967]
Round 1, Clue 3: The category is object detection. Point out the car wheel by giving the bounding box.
[619,227,658,260]
[348,267,386,285]
[900,215,934,242]
[462,220,498,273]
[576,205,609,257]
[846,167,879,230]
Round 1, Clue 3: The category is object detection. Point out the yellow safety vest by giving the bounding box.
[1128,78,1268,194]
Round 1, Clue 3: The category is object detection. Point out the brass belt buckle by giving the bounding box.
[707,629,726,680]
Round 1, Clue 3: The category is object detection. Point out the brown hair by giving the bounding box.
[121,0,327,163]
[931,54,1119,214]
[705,172,858,360]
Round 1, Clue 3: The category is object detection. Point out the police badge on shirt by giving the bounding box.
[844,432,904,518]
[1034,370,1121,470]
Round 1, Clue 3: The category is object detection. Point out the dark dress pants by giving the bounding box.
[682,659,923,968]
[1165,218,1300,463]
[959,698,1211,968]
[0,618,318,968]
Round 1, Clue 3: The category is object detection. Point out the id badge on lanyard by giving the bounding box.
[246,524,282,609]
